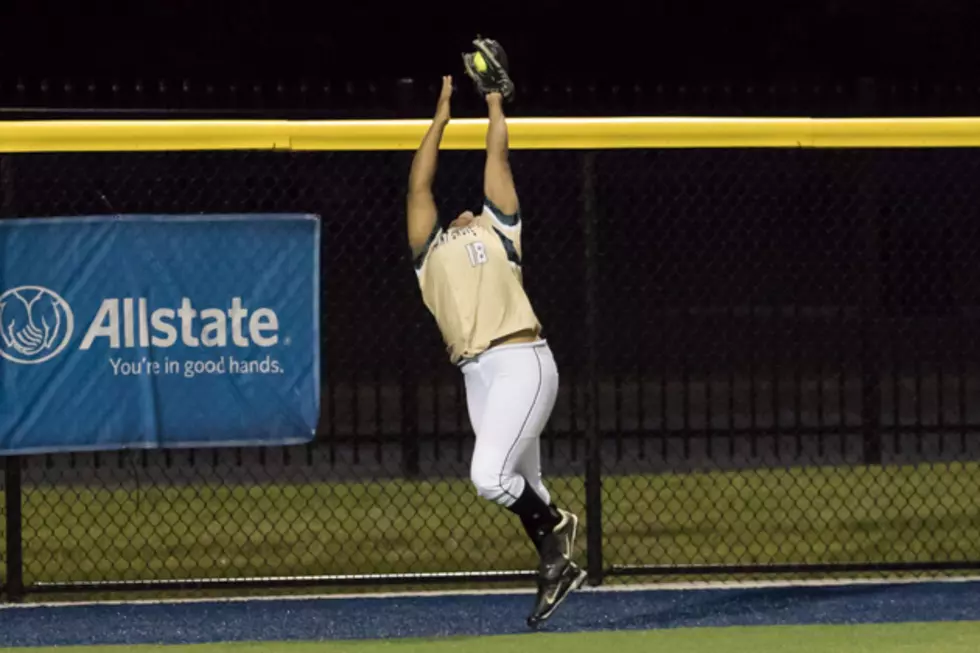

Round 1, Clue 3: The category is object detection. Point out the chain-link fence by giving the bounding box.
[2,146,980,600]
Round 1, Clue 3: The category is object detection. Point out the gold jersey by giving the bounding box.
[414,202,541,364]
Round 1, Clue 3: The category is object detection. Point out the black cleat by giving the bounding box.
[526,510,586,628]
[527,560,587,628]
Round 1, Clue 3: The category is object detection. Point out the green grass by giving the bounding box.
[11,461,980,585]
[4,623,980,653]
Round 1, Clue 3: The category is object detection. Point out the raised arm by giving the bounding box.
[407,76,453,258]
[483,92,519,221]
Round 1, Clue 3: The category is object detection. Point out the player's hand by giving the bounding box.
[434,75,452,125]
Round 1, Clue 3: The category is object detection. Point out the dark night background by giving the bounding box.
[1,0,980,116]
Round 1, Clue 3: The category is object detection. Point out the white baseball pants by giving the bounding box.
[462,339,559,508]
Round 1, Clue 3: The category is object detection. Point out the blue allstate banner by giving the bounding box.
[0,214,320,454]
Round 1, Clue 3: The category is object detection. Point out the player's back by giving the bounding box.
[416,208,540,363]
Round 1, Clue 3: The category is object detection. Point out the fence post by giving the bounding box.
[581,152,603,585]
[396,82,422,479]
[860,186,883,465]
[0,155,24,603]
[857,79,883,466]
[401,317,422,479]
[0,154,13,217]
[3,456,24,602]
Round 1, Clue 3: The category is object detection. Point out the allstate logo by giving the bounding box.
[0,286,74,365]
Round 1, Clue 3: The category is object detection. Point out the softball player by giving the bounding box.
[406,38,586,628]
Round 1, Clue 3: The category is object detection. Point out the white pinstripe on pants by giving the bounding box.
[461,339,559,507]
